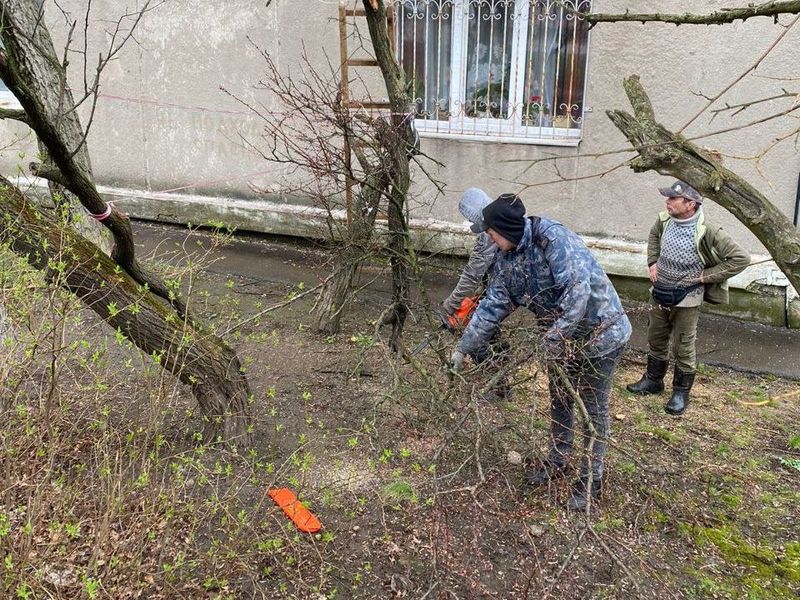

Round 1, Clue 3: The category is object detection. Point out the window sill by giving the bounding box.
[417,128,581,147]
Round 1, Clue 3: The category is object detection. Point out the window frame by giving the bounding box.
[401,0,591,147]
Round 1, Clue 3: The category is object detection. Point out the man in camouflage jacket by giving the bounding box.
[450,194,632,511]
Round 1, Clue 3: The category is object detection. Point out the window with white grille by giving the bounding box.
[396,0,591,145]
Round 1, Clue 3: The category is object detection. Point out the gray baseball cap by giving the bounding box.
[459,188,492,233]
[658,180,703,204]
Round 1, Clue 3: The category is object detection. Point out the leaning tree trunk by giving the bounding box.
[607,75,800,294]
[0,179,251,442]
[0,0,185,315]
[0,0,253,442]
[363,0,415,350]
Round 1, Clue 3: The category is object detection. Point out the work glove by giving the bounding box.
[448,349,465,373]
[440,300,456,316]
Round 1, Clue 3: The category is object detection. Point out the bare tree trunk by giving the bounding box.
[0,179,252,443]
[314,258,360,335]
[0,0,184,315]
[0,0,253,442]
[314,157,387,334]
[363,0,414,350]
[607,75,800,293]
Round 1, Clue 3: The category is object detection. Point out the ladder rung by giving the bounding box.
[347,58,379,67]
[343,5,395,20]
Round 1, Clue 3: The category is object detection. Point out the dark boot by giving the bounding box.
[665,367,695,416]
[566,477,602,512]
[626,355,668,395]
[525,458,568,487]
[480,375,512,403]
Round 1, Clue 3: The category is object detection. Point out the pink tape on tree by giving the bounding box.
[89,203,114,221]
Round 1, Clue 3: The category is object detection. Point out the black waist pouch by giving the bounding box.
[652,283,701,307]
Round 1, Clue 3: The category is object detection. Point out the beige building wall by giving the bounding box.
[2,1,798,321]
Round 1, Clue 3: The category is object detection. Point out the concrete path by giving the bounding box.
[134,222,800,380]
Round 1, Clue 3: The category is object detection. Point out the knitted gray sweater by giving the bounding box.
[655,210,704,290]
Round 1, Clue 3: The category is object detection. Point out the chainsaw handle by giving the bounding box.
[446,295,479,331]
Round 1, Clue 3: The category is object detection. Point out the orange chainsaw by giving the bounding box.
[444,295,479,331]
[410,295,479,357]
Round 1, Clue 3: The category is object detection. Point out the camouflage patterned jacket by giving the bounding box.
[458,217,632,358]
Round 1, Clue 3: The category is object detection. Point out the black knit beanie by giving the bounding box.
[482,193,526,246]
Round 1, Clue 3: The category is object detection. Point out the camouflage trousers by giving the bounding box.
[546,346,624,482]
[647,300,701,372]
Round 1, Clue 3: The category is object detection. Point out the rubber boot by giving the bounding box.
[665,367,695,416]
[525,458,569,487]
[626,355,668,395]
[566,477,602,512]
[480,374,512,403]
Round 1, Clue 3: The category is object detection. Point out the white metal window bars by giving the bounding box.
[394,0,591,145]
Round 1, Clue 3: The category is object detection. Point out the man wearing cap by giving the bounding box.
[442,188,510,400]
[627,181,750,415]
[449,193,632,511]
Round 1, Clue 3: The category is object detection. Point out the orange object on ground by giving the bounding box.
[268,488,322,533]
[446,295,479,330]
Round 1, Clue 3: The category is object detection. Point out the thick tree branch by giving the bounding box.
[0,106,29,124]
[583,1,800,25]
[607,75,800,293]
[0,177,252,443]
[29,161,69,188]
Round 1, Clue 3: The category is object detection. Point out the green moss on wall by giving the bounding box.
[609,275,790,327]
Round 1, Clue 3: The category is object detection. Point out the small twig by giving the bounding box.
[678,13,800,133]
[587,525,642,594]
[552,362,598,515]
[541,528,587,600]
[709,90,800,115]
[220,278,328,336]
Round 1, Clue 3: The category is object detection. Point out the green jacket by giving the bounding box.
[647,211,751,304]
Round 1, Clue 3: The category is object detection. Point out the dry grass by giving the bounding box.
[1,231,799,599]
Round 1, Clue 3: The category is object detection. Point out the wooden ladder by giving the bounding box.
[337,0,396,224]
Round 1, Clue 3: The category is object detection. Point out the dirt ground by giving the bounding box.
[2,232,799,599]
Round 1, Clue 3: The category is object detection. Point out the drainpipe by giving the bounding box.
[795,171,800,227]
[789,172,800,326]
